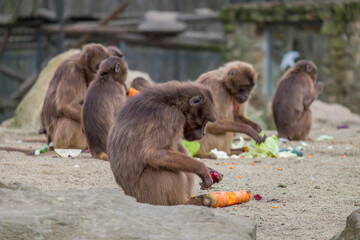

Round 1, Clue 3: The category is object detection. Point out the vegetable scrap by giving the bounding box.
[273,206,278,209]
[263,165,267,168]
[215,162,220,165]
[183,140,200,157]
[337,123,349,129]
[278,168,283,171]
[278,183,287,188]
[238,176,243,178]
[203,190,252,208]
[231,136,245,149]
[82,149,90,153]
[128,87,140,96]
[54,149,82,158]
[210,148,229,159]
[229,166,234,169]
[253,194,262,200]
[239,133,280,158]
[233,206,238,210]
[251,161,256,166]
[209,169,223,183]
[341,155,347,159]
[316,135,334,141]
[308,155,313,158]
[224,162,229,165]
[32,144,49,156]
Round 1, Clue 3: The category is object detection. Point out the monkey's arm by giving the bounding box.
[206,120,264,143]
[303,82,323,109]
[58,102,82,122]
[148,149,213,189]
[234,115,263,133]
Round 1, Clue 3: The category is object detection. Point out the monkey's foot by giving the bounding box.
[195,152,217,160]
[97,152,109,161]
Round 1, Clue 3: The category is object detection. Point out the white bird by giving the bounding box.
[280,51,300,71]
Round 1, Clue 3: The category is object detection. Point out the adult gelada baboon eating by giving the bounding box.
[195,61,265,158]
[272,60,323,140]
[108,81,217,205]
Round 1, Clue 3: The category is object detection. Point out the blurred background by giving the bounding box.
[0,0,359,128]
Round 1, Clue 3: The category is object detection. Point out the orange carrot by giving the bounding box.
[203,190,252,208]
[244,147,248,152]
[273,206,278,209]
[308,155,313,158]
[251,161,256,166]
[215,162,220,165]
[224,162,229,166]
[128,87,140,96]
[229,166,234,169]
[237,176,243,178]
[278,167,283,171]
[341,155,346,159]
[263,165,267,168]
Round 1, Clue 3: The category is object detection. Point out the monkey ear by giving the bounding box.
[189,95,203,106]
[115,63,121,73]
[306,64,312,73]
[84,50,91,60]
[228,68,236,77]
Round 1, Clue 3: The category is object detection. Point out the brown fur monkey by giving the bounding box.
[130,77,152,91]
[272,60,322,140]
[107,46,124,58]
[108,81,217,205]
[41,43,110,149]
[195,61,264,158]
[82,56,128,160]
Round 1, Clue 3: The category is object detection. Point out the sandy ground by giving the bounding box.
[0,123,359,240]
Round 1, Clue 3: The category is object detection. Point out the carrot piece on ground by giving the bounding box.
[229,166,234,169]
[238,176,243,178]
[203,190,252,208]
[251,161,256,166]
[278,168,283,171]
[308,155,313,158]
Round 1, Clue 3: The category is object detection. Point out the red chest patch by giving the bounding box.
[233,101,239,113]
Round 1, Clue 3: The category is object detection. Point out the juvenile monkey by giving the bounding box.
[130,77,151,91]
[107,81,217,205]
[195,61,264,158]
[82,56,128,160]
[41,43,109,149]
[272,60,322,140]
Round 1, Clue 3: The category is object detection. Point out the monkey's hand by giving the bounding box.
[315,82,323,92]
[199,172,213,189]
[253,132,266,144]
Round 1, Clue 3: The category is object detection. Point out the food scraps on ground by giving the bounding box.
[278,183,287,188]
[337,123,349,129]
[316,135,334,141]
[254,194,262,200]
[239,132,280,158]
[54,149,82,158]
[278,168,283,171]
[203,190,252,208]
[210,148,229,159]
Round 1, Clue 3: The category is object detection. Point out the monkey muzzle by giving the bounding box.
[236,92,249,104]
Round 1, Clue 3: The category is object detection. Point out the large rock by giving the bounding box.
[3,49,81,131]
[0,182,256,240]
[311,100,360,125]
[331,208,360,240]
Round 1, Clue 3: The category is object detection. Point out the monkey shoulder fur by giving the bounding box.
[107,81,217,205]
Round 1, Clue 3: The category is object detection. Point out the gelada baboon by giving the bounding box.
[108,81,217,205]
[41,43,109,149]
[195,61,264,158]
[272,60,322,140]
[130,77,151,91]
[107,46,124,58]
[82,56,128,160]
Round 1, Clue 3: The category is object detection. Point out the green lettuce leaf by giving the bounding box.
[183,140,200,157]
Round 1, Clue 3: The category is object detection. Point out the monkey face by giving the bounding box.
[183,92,217,141]
[224,67,256,104]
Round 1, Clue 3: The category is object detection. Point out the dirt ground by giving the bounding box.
[0,122,359,240]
